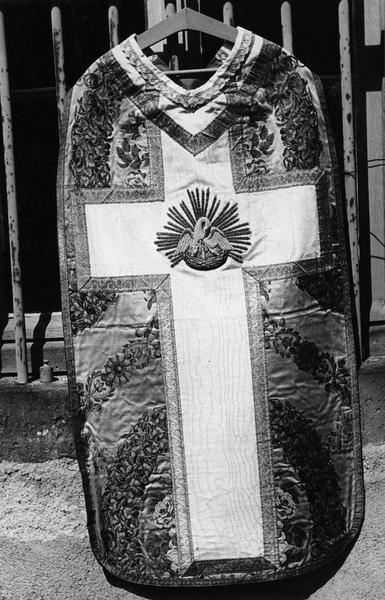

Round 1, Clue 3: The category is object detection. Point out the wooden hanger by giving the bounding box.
[136,7,238,50]
[136,7,238,76]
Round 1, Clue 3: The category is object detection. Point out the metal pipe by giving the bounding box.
[281,1,293,53]
[338,0,361,342]
[164,66,215,75]
[51,6,66,136]
[223,2,234,26]
[0,11,28,383]
[108,5,119,49]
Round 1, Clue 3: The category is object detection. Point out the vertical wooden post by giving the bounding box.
[144,0,165,52]
[165,3,176,21]
[165,2,179,69]
[108,5,119,49]
[0,12,28,383]
[223,2,234,26]
[382,0,385,319]
[363,0,385,323]
[51,6,66,136]
[165,3,176,22]
[339,0,361,342]
[281,1,293,53]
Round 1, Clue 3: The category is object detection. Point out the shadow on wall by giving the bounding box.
[103,541,358,600]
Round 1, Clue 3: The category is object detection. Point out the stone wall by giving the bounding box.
[1,355,384,464]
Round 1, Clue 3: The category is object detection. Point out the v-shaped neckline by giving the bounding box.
[121,26,253,110]
[109,31,279,156]
[124,37,278,156]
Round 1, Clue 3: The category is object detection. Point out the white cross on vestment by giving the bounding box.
[78,171,328,571]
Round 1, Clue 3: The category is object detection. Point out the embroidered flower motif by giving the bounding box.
[166,539,181,573]
[269,398,347,560]
[275,487,296,520]
[123,339,150,369]
[265,50,322,171]
[103,352,133,385]
[227,88,273,120]
[275,487,297,565]
[313,354,350,389]
[77,371,115,415]
[116,113,150,187]
[263,311,351,407]
[244,122,275,176]
[152,495,174,529]
[277,520,290,565]
[102,407,177,581]
[324,408,354,454]
[292,340,320,372]
[70,57,134,188]
[77,293,162,422]
[69,289,118,334]
[273,459,313,567]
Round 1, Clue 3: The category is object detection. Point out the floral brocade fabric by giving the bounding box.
[58,26,364,587]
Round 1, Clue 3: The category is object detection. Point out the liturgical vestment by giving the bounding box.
[57,27,364,586]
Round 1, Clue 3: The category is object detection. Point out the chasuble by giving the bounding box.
[57,26,364,586]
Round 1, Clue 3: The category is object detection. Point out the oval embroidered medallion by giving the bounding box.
[155,188,251,270]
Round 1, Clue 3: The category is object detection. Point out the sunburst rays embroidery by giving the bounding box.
[155,188,252,271]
